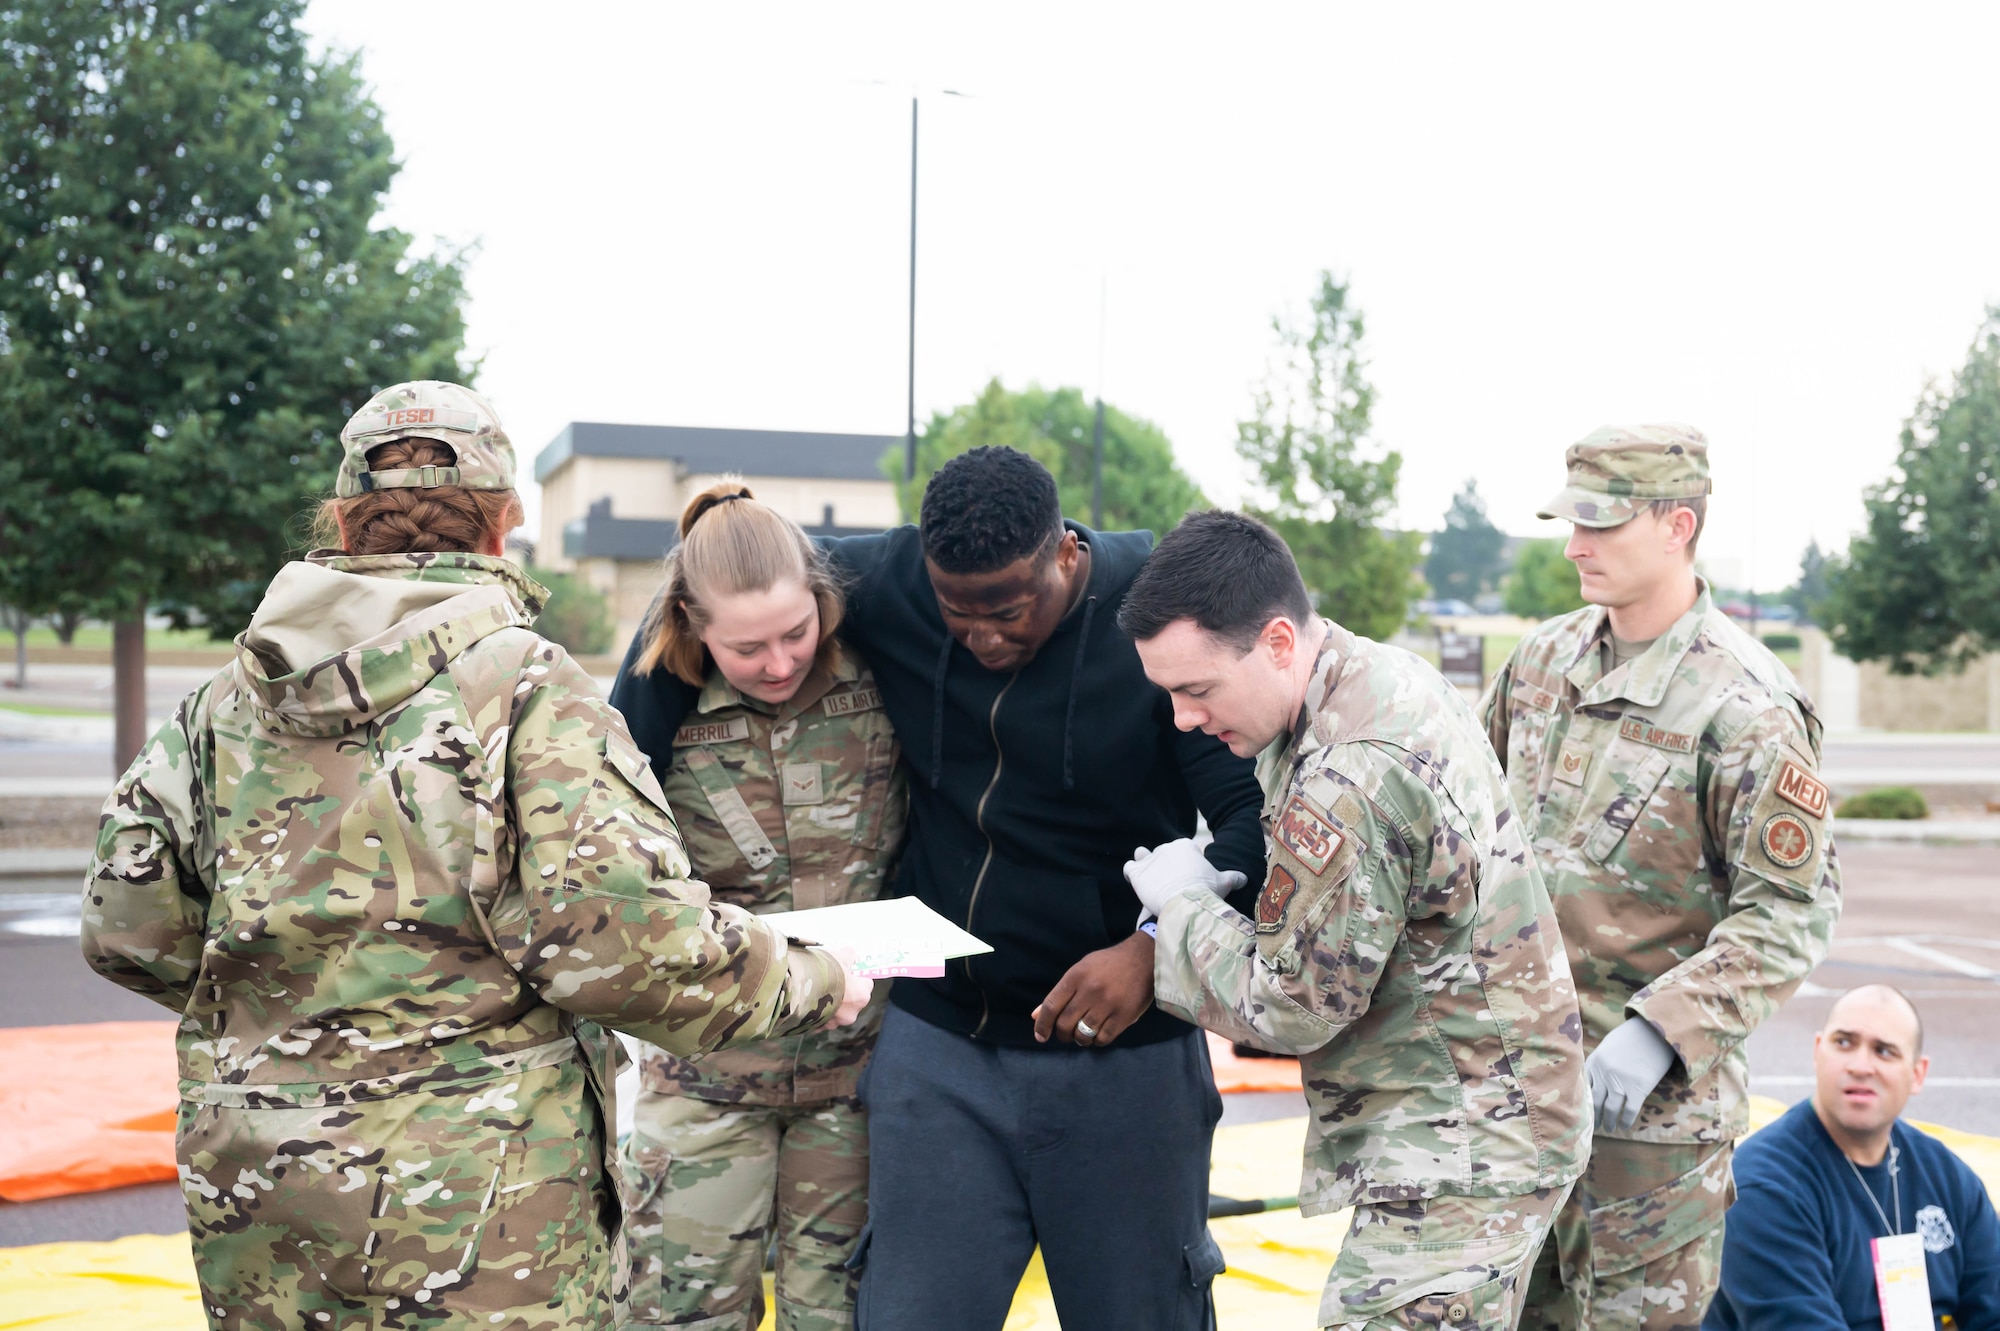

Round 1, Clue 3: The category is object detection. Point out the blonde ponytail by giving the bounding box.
[633,479,845,686]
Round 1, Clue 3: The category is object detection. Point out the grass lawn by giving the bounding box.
[0,700,104,717]
[17,625,225,651]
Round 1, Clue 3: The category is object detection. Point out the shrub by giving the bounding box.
[1835,786,1929,820]
[527,567,614,656]
[1762,633,1801,652]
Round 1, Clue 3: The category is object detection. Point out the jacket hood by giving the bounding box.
[234,551,548,737]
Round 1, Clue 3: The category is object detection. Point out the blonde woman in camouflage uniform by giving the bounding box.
[82,383,869,1331]
[618,481,908,1331]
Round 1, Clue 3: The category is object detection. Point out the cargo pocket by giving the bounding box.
[617,1132,672,1322]
[1585,1146,1734,1329]
[358,1137,510,1301]
[1179,1229,1227,1330]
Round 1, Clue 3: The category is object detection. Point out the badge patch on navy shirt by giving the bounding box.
[1274,796,1343,874]
[1256,864,1297,933]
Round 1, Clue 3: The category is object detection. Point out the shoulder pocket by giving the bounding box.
[1256,788,1367,974]
[605,727,672,816]
[1740,747,1829,901]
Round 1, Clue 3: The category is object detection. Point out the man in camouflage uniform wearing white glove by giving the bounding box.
[1482,425,1842,1330]
[1120,510,1590,1331]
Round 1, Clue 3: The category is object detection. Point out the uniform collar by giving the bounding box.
[1568,579,1713,710]
[1265,618,1349,809]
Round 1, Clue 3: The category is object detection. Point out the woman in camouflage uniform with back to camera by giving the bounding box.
[81,382,870,1331]
[617,481,908,1331]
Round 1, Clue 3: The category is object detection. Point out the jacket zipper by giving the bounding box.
[963,673,1017,1038]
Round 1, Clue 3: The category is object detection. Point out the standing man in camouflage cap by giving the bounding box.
[1481,425,1842,1330]
[1121,510,1589,1331]
[84,380,870,1329]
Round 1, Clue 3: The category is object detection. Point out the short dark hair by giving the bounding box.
[1119,509,1313,653]
[919,446,1064,575]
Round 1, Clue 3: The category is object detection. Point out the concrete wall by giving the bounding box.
[1798,626,1999,732]
[680,473,900,529]
[537,457,682,571]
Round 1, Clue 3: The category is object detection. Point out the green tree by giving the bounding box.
[1426,479,1505,603]
[1235,272,1420,639]
[1503,539,1587,620]
[1822,310,2000,672]
[1786,539,1832,623]
[527,567,614,656]
[886,379,1207,535]
[0,0,472,768]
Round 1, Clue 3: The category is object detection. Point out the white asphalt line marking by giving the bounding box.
[1881,937,2000,981]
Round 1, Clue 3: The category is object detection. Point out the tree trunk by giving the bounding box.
[11,620,23,689]
[113,611,147,775]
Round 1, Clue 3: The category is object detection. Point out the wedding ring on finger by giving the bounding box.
[1074,1020,1099,1042]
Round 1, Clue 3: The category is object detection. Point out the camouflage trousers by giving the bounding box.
[619,1090,868,1331]
[1519,1138,1735,1331]
[1320,1183,1573,1330]
[177,1055,619,1330]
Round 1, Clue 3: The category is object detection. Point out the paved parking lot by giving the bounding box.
[3,835,1993,1244]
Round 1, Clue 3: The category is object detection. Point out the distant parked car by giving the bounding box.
[1415,597,1477,618]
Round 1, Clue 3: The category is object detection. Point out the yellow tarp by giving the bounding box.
[6,1097,1994,1330]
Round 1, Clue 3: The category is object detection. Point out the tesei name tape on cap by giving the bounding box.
[348,407,481,437]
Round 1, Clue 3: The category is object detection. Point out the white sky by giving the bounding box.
[302,2,2000,592]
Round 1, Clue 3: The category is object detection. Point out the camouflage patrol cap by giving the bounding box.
[1537,423,1711,528]
[335,381,515,499]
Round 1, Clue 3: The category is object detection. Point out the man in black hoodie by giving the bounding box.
[610,447,1265,1330]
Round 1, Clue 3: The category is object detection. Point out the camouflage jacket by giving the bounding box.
[1154,621,1589,1216]
[82,552,846,1112]
[640,640,908,1105]
[1479,581,1842,1144]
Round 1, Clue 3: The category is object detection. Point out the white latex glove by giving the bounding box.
[1586,1017,1678,1132]
[1122,838,1249,919]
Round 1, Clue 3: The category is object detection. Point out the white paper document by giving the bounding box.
[761,897,993,979]
[1871,1232,1933,1331]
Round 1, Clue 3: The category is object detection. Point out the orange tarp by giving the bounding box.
[0,1021,178,1202]
[1208,1032,1304,1094]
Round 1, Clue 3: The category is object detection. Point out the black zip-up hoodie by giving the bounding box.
[610,521,1267,1048]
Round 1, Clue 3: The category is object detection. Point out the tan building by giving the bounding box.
[534,422,903,649]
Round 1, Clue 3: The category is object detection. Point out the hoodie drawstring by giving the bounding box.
[929,631,953,790]
[1061,596,1097,791]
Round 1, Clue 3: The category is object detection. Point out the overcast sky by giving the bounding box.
[302,2,2000,592]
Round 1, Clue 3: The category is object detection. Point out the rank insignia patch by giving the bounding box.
[1274,796,1344,874]
[1760,812,1814,869]
[1773,760,1830,819]
[1256,864,1297,932]
[781,762,824,805]
[1554,740,1591,786]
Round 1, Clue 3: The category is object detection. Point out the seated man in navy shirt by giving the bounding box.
[1707,984,2000,1331]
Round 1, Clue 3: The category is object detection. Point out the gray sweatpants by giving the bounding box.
[853,1003,1225,1331]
